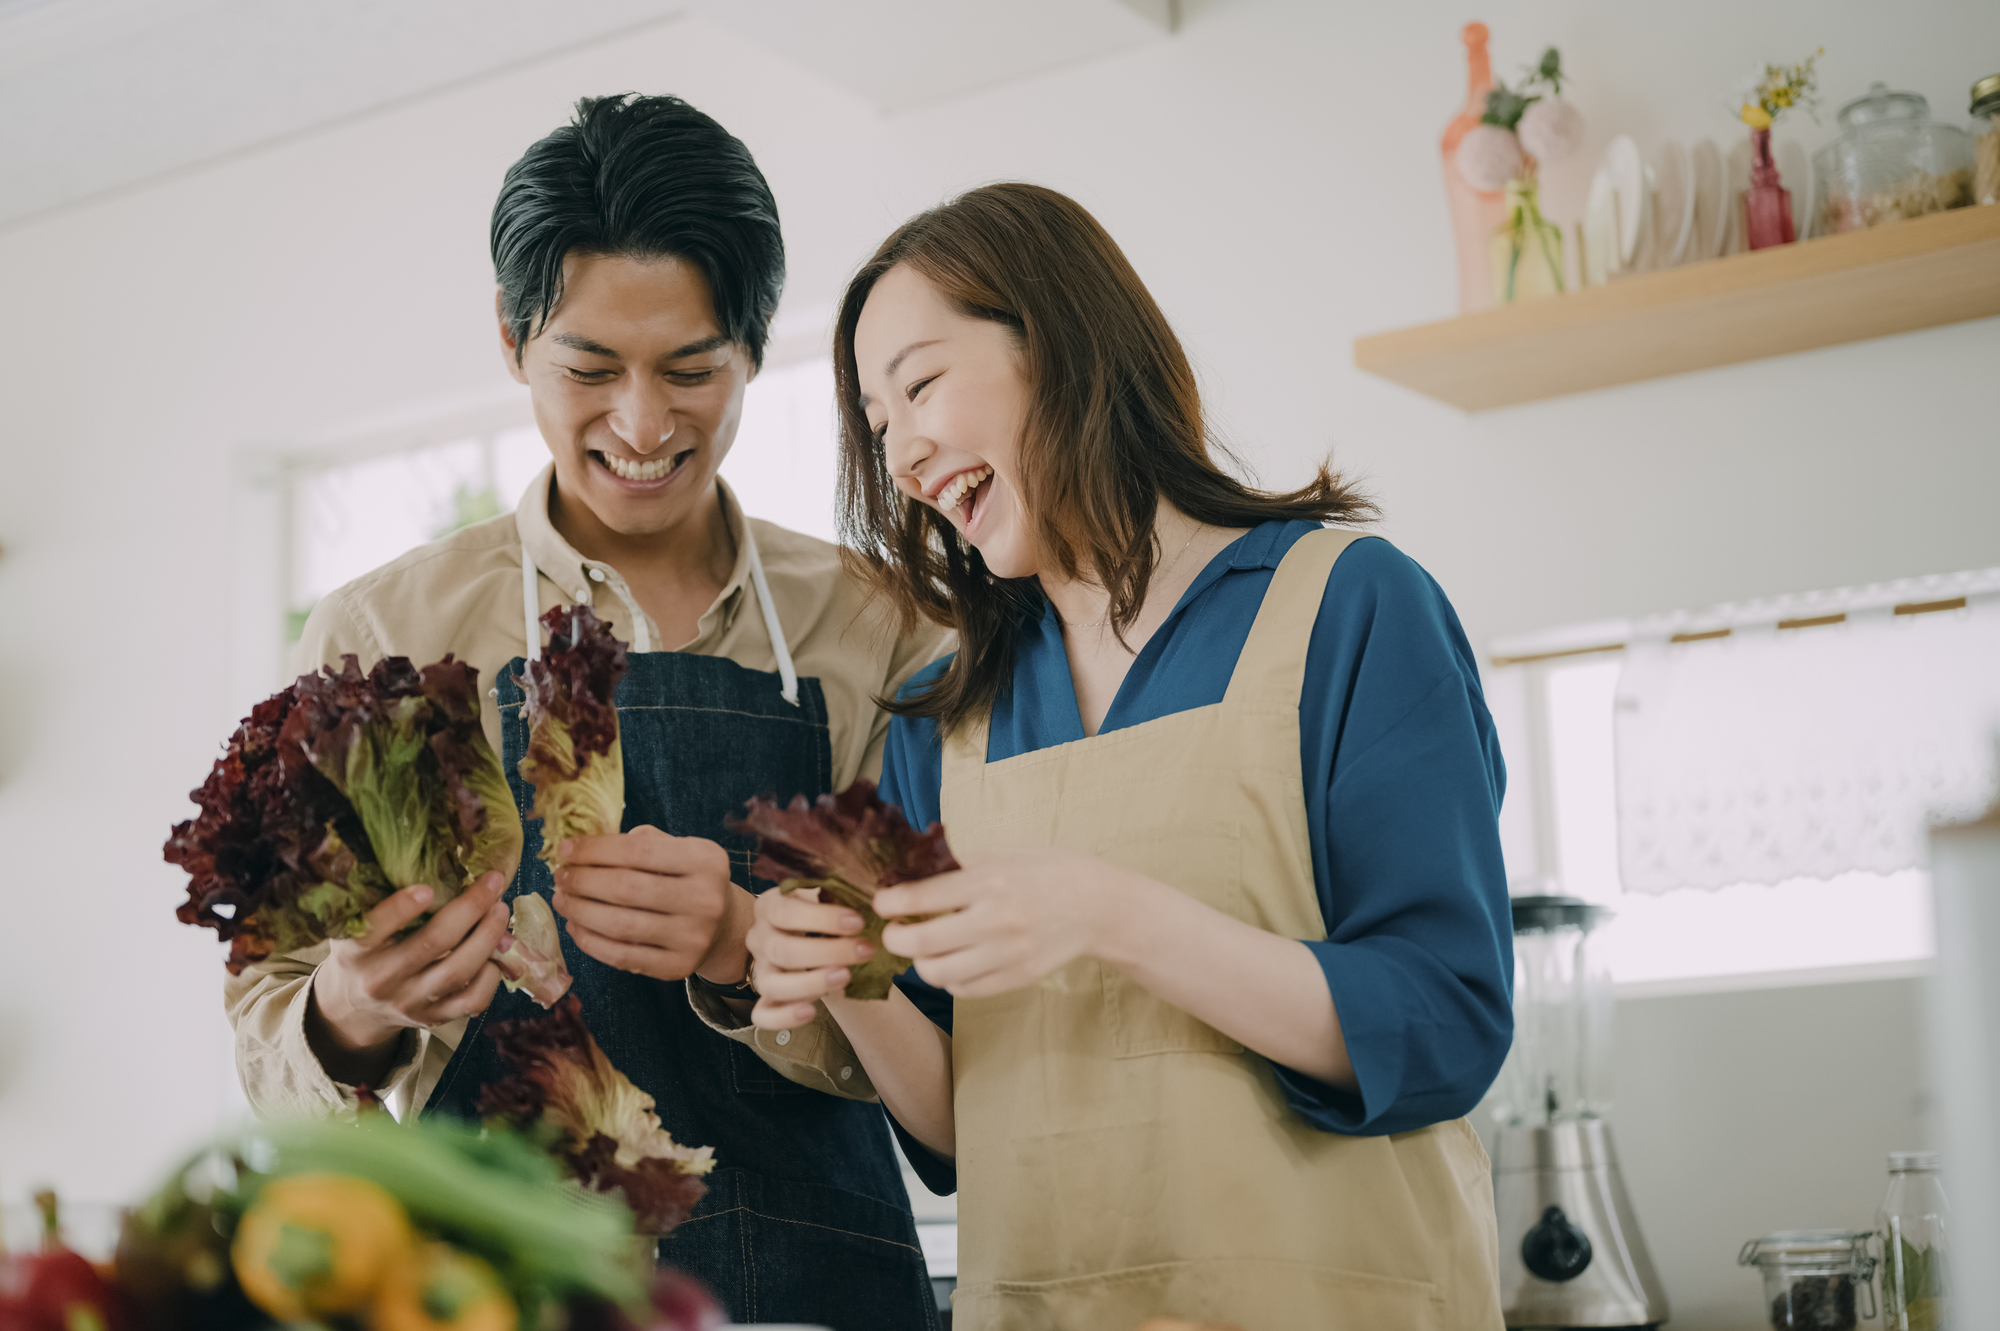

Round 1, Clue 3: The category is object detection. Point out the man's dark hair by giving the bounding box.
[492,93,784,366]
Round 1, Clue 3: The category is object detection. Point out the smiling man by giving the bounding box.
[224,94,948,1330]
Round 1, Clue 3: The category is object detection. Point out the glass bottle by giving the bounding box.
[1490,178,1565,303]
[1814,84,1976,233]
[1739,1231,1877,1331]
[1442,21,1507,313]
[1972,74,2000,207]
[1744,127,1796,250]
[1877,1152,1950,1331]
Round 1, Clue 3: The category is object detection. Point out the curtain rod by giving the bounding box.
[1490,596,1969,668]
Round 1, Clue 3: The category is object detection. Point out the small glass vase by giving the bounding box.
[1490,177,1565,303]
[1745,126,1796,250]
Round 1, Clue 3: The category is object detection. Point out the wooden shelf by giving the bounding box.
[1352,204,2000,411]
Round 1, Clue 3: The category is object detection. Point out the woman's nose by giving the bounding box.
[607,380,678,455]
[881,418,933,481]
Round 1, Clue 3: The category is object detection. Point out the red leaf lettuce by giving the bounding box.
[479,996,713,1235]
[516,605,628,869]
[725,779,959,999]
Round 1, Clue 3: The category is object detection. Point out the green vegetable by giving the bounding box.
[516,606,629,869]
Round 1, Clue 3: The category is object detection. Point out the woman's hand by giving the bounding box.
[744,887,876,1030]
[874,848,1136,999]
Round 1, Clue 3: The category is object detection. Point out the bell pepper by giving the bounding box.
[230,1172,414,1320]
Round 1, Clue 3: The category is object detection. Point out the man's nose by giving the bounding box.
[607,379,678,455]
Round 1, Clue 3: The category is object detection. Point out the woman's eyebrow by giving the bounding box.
[858,338,943,411]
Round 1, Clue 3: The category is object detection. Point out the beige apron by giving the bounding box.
[940,529,1504,1331]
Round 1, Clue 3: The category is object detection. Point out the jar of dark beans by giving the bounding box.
[1739,1231,1878,1330]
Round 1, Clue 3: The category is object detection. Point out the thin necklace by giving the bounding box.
[1059,524,1200,631]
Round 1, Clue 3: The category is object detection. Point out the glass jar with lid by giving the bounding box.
[1739,1231,1877,1331]
[1814,82,1975,233]
[1972,73,2000,206]
[1877,1151,1950,1331]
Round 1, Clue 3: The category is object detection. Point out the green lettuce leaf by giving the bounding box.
[516,606,628,868]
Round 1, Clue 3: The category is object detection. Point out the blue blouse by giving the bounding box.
[881,521,1514,1187]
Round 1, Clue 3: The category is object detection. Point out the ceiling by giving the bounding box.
[0,0,1175,231]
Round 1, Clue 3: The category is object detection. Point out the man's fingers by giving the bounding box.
[409,902,511,1003]
[354,883,437,949]
[567,921,680,980]
[379,874,508,984]
[422,962,504,1024]
[555,894,689,952]
[874,872,975,919]
[555,864,688,911]
[559,827,728,878]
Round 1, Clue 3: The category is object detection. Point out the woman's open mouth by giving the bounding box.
[593,448,694,489]
[938,465,994,532]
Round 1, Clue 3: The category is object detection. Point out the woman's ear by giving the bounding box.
[496,288,529,386]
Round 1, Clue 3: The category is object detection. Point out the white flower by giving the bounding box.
[1517,98,1585,163]
[1455,124,1524,192]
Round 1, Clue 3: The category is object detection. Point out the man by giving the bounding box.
[225,94,948,1330]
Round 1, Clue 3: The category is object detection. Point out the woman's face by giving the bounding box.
[854,264,1036,579]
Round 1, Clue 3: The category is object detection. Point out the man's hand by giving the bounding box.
[550,828,752,984]
[307,871,511,1085]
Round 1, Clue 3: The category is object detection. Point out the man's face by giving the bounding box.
[502,253,754,538]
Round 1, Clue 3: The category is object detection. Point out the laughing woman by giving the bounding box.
[743,183,1512,1331]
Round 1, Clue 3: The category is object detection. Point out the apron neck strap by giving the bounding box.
[521,538,543,662]
[1222,528,1362,705]
[521,515,799,708]
[743,523,799,706]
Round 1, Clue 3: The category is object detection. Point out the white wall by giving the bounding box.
[0,0,1992,1320]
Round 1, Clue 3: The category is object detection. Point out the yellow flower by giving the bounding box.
[1740,103,1772,130]
[1772,87,1794,107]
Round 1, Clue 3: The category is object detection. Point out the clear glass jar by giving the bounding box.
[1490,178,1565,304]
[1972,74,2000,207]
[1739,1231,1877,1331]
[1877,1151,1950,1331]
[1814,83,1976,233]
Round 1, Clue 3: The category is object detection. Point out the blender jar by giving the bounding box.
[1972,73,2000,206]
[1739,1231,1877,1331]
[1814,83,1975,233]
[1489,896,1613,1128]
[1877,1151,1950,1331]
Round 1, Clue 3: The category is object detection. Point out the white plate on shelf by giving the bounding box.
[1607,135,1648,271]
[1775,135,1813,239]
[1650,139,1694,268]
[1723,136,1751,255]
[1689,137,1727,260]
[1581,166,1617,285]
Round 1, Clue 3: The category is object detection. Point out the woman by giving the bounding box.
[745,183,1513,1330]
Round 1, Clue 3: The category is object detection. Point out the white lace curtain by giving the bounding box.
[1613,569,2000,894]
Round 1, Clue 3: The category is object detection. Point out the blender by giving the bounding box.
[1491,896,1669,1329]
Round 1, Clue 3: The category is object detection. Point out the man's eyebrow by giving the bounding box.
[552,332,620,358]
[858,338,944,411]
[664,334,729,361]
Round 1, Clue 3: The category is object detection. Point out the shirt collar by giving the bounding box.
[515,462,755,639]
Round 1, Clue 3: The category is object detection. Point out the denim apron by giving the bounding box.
[424,529,937,1331]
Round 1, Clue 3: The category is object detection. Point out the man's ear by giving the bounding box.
[497,288,529,385]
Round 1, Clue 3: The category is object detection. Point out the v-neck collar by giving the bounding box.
[1030,524,1274,742]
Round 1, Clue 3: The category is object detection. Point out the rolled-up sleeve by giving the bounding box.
[1269,542,1514,1135]
[224,945,428,1116]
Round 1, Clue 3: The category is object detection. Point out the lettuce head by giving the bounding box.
[516,605,628,869]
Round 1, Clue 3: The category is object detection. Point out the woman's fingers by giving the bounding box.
[751,996,821,1030]
[880,906,988,960]
[874,871,978,919]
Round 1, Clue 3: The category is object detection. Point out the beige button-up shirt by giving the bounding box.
[224,466,949,1117]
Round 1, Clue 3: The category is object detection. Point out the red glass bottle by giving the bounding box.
[1743,127,1796,249]
[1443,22,1508,311]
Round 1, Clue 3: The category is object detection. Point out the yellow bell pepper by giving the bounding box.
[231,1172,415,1320]
[371,1242,518,1331]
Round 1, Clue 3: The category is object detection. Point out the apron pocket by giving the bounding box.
[728,1039,811,1095]
[954,1257,1442,1331]
[1093,822,1248,1059]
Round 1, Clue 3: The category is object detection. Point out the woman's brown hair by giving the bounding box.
[834,182,1376,737]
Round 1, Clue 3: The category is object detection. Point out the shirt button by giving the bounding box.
[573,588,590,602]
[775,1030,791,1046]
[589,568,606,582]
[840,1066,853,1081]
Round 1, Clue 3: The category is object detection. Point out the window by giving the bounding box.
[277,358,844,651]
[1488,569,2000,991]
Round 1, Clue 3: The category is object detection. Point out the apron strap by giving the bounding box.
[520,530,543,662]
[1222,527,1364,705]
[743,523,800,707]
